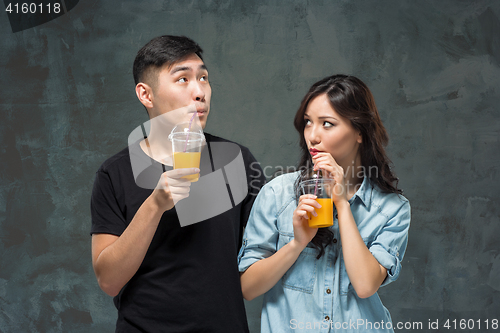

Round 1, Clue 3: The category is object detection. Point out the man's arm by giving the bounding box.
[91,167,198,297]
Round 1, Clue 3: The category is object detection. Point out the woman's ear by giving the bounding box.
[357,131,362,144]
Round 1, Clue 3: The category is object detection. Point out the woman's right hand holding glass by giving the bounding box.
[292,194,320,249]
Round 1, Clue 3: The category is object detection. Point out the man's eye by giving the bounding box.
[178,77,187,83]
[200,76,208,81]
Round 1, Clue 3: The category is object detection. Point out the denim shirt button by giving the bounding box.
[325,316,330,321]
[333,238,337,244]
[326,288,331,294]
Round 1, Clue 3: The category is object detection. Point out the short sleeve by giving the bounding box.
[369,200,411,287]
[90,169,127,236]
[237,183,279,272]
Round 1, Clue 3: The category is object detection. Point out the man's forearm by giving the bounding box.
[92,196,164,296]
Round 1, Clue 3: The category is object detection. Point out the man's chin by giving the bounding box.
[199,114,208,129]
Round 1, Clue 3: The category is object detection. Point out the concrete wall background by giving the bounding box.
[0,0,499,332]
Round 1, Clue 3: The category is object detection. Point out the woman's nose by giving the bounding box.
[307,126,321,145]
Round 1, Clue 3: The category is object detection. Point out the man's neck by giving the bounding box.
[140,129,173,166]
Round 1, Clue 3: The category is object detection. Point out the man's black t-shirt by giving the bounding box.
[91,133,265,332]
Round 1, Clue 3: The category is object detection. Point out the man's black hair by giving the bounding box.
[133,35,204,86]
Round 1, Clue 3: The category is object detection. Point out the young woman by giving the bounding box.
[238,75,411,332]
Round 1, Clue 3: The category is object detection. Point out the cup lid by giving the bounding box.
[299,178,334,185]
[168,122,205,140]
[305,169,332,181]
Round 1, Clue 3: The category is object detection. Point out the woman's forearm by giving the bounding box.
[336,200,387,298]
[240,240,305,301]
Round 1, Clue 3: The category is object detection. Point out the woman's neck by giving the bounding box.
[340,155,363,199]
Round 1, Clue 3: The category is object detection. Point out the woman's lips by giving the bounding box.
[309,148,321,156]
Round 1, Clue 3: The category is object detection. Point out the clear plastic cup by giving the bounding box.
[299,177,334,228]
[169,122,205,182]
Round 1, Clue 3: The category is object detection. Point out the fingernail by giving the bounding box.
[312,211,318,217]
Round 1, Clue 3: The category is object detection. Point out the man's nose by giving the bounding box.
[193,82,205,102]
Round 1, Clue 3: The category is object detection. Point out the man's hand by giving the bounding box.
[151,168,200,212]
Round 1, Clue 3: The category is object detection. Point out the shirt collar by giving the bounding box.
[348,177,372,208]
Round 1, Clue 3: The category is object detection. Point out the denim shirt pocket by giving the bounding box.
[339,237,373,295]
[279,232,317,294]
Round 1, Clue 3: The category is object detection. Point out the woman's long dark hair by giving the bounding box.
[293,74,402,259]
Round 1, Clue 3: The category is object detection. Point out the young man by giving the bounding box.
[90,35,265,332]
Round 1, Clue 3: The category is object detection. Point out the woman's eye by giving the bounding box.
[324,121,334,128]
[304,119,311,125]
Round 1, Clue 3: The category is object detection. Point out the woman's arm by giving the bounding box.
[240,194,320,301]
[240,239,304,301]
[336,200,387,298]
[313,153,387,298]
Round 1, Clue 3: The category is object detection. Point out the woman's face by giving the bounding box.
[303,94,362,167]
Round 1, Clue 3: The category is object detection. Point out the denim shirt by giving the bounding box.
[238,172,411,333]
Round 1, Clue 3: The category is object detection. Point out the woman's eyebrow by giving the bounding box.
[317,116,337,120]
[304,113,337,121]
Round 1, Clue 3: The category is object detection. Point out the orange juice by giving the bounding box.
[173,152,201,182]
[308,198,333,228]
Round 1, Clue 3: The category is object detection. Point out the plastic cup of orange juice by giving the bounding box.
[299,178,334,228]
[169,123,205,182]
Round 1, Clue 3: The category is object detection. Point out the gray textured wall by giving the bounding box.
[1,1,499,332]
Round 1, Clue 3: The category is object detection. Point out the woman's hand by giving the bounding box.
[312,152,347,205]
[292,194,320,249]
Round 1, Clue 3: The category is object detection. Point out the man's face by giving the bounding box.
[149,53,211,129]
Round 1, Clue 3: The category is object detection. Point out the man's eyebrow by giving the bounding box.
[170,64,208,75]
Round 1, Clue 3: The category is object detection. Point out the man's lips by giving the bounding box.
[189,109,207,117]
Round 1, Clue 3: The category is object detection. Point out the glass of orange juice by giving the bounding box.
[169,123,205,182]
[299,175,334,228]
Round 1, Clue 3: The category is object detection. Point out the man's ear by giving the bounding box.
[135,82,154,109]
